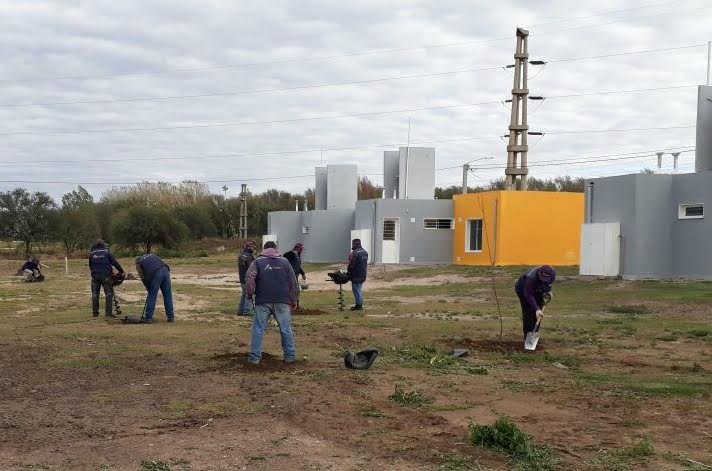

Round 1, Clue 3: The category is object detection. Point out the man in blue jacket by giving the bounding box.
[245,241,298,365]
[88,240,124,317]
[135,253,174,323]
[515,265,555,338]
[237,241,256,316]
[347,239,369,311]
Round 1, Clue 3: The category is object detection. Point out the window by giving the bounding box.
[466,219,483,252]
[383,219,397,241]
[679,203,704,219]
[302,225,310,234]
[423,218,453,230]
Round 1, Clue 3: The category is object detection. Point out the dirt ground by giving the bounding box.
[0,257,710,470]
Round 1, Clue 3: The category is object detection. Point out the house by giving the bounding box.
[452,191,584,266]
[266,147,453,264]
[580,85,712,279]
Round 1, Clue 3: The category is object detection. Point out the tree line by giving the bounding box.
[0,175,583,255]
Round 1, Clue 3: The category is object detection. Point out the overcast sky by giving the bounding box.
[0,0,709,199]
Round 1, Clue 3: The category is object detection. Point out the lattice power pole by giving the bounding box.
[504,28,530,191]
[239,183,248,239]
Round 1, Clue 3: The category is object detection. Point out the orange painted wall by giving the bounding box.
[452,191,584,266]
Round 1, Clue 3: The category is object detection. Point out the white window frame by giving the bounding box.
[423,218,454,230]
[678,203,704,220]
[382,218,398,241]
[302,225,310,234]
[465,219,483,253]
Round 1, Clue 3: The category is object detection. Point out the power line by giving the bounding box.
[0,65,505,109]
[543,125,695,136]
[0,146,694,186]
[0,1,698,85]
[0,46,702,109]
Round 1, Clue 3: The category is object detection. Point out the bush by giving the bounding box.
[469,419,557,471]
[111,206,189,253]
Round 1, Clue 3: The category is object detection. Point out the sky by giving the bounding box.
[0,0,709,199]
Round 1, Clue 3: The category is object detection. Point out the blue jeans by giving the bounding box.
[249,303,296,363]
[144,267,174,320]
[352,282,364,305]
[238,282,252,314]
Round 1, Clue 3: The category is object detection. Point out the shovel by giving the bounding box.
[524,316,542,351]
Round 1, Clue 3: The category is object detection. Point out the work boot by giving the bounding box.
[141,318,153,324]
[350,304,363,311]
[105,313,115,319]
[166,317,175,323]
[92,313,99,318]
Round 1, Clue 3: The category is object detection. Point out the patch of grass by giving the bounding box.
[468,418,557,471]
[614,438,654,459]
[141,460,171,471]
[361,408,387,418]
[576,371,712,397]
[655,332,678,341]
[389,344,460,369]
[388,385,434,408]
[437,452,481,470]
[607,304,650,316]
[500,380,555,393]
[505,352,582,369]
[687,328,712,339]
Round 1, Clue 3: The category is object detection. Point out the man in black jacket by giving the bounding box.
[283,243,306,282]
[347,239,368,311]
[88,240,124,318]
[237,241,256,316]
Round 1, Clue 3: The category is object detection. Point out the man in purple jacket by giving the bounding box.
[245,241,299,365]
[514,265,555,338]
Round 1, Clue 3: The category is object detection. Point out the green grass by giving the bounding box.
[141,460,171,471]
[437,452,481,470]
[469,418,557,471]
[361,408,387,418]
[576,371,712,397]
[505,352,582,368]
[606,304,650,316]
[388,385,434,408]
[614,439,654,459]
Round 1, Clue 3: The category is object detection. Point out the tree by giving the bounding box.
[54,186,100,253]
[358,177,382,200]
[111,206,188,253]
[0,188,56,254]
[173,205,217,239]
[61,185,94,209]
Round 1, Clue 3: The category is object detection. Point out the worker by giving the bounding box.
[135,253,174,324]
[20,256,42,282]
[237,241,256,316]
[283,242,306,310]
[89,240,124,317]
[347,239,369,311]
[514,265,555,338]
[283,243,306,283]
[244,241,298,365]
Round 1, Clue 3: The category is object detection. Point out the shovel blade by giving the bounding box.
[524,332,541,351]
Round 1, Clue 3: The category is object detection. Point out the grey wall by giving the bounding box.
[268,211,302,251]
[315,167,327,210]
[301,210,355,263]
[586,171,712,279]
[398,147,435,200]
[327,164,357,209]
[383,151,400,199]
[356,199,453,264]
[695,85,712,172]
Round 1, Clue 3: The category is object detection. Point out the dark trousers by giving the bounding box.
[91,276,114,316]
[515,277,542,337]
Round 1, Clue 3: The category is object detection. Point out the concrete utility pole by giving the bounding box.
[504,28,530,191]
[672,152,680,174]
[239,183,248,239]
[462,163,470,194]
[657,152,664,173]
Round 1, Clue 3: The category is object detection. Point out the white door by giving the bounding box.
[381,218,400,264]
[580,223,620,276]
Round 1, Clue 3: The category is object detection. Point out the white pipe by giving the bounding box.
[707,40,711,86]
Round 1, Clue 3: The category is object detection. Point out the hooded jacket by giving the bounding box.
[515,266,555,312]
[245,248,299,305]
[237,247,255,283]
[347,242,369,283]
[283,249,305,279]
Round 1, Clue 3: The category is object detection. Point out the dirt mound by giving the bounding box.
[445,337,535,352]
[211,351,302,371]
[293,308,330,316]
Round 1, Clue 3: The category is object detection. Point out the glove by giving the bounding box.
[290,302,298,311]
[301,274,307,281]
[535,310,543,321]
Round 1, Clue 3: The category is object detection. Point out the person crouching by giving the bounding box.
[514,265,555,339]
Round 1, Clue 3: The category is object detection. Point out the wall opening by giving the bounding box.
[678,203,704,219]
[466,219,483,252]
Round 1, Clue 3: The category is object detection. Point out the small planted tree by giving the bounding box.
[111,206,188,253]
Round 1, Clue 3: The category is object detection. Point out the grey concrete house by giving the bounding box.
[580,85,712,279]
[266,147,454,264]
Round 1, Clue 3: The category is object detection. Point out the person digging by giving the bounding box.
[135,253,175,324]
[20,256,43,282]
[88,240,124,318]
[514,265,555,350]
[283,242,306,309]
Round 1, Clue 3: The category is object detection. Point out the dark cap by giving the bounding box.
[538,265,555,283]
[263,241,277,250]
[95,239,106,247]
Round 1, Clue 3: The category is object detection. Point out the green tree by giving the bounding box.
[54,186,100,253]
[173,205,217,239]
[0,188,56,255]
[111,206,188,253]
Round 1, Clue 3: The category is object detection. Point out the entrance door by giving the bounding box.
[381,218,400,264]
